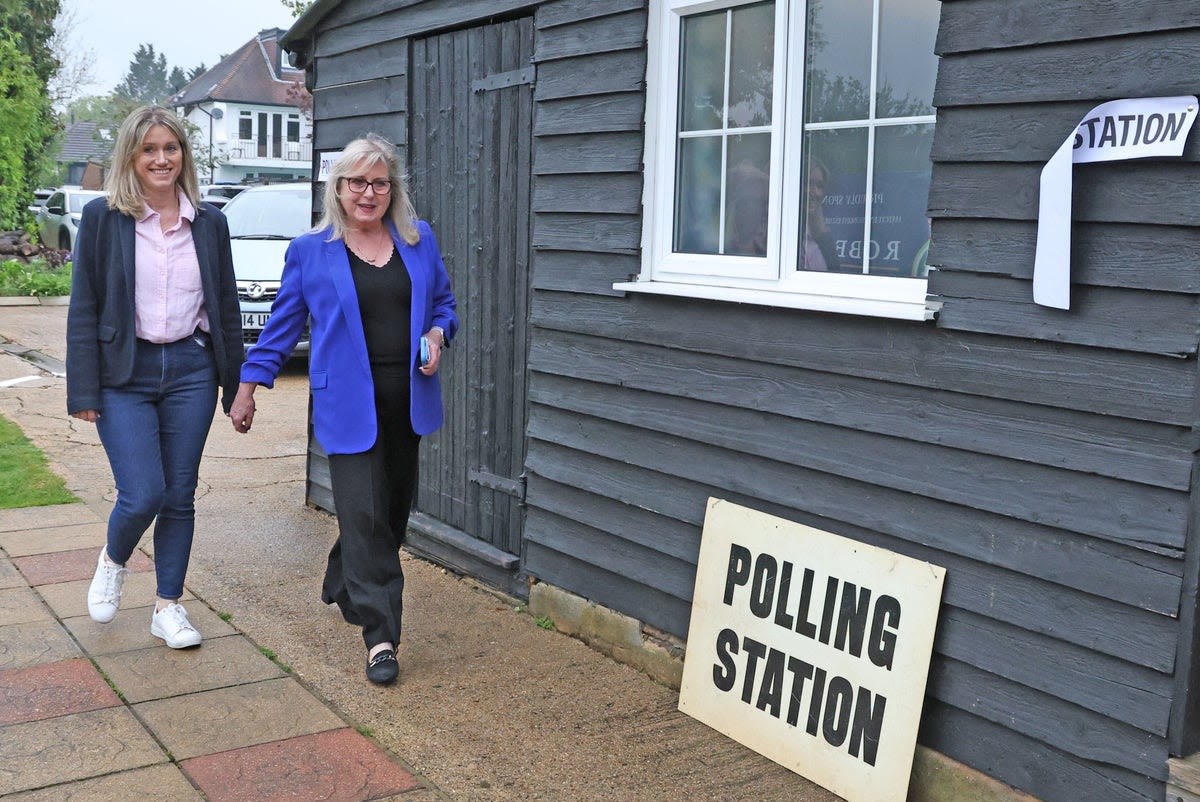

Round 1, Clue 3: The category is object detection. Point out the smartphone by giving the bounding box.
[419,335,430,366]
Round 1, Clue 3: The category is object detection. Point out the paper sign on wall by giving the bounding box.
[316,150,344,182]
[1033,96,1198,309]
[679,499,945,802]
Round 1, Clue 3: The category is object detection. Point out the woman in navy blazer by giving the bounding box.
[66,105,243,650]
[231,135,457,685]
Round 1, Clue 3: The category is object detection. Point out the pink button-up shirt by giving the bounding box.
[133,192,208,343]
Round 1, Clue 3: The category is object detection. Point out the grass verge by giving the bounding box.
[0,413,77,508]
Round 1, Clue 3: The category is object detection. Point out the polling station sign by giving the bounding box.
[679,499,945,802]
[1034,96,1198,309]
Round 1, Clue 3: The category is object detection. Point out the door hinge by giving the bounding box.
[468,468,527,501]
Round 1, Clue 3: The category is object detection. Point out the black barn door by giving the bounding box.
[407,17,534,594]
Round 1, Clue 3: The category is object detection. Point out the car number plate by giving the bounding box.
[242,312,271,330]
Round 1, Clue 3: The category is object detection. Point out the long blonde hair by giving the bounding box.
[316,134,419,245]
[105,105,201,216]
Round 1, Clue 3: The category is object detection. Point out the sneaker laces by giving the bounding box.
[158,603,196,633]
[96,561,127,604]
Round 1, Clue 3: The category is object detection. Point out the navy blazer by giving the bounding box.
[66,197,244,415]
[240,220,458,455]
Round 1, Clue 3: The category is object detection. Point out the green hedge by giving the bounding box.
[0,257,71,296]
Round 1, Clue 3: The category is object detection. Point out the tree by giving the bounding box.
[115,43,171,103]
[281,0,313,17]
[187,64,208,82]
[0,33,56,228]
[0,0,60,224]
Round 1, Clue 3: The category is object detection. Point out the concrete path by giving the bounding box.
[0,303,840,802]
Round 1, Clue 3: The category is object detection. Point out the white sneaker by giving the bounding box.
[151,603,202,649]
[87,549,128,623]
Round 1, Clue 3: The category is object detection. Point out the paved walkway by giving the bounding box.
[0,502,440,802]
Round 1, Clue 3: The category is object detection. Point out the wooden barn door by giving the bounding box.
[406,17,534,593]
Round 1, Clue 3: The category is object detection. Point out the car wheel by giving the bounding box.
[58,229,71,250]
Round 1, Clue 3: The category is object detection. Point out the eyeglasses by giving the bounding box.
[342,177,393,194]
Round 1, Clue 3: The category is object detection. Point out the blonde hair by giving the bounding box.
[316,134,419,245]
[104,105,201,216]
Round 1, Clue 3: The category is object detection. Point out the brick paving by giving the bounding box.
[0,504,439,801]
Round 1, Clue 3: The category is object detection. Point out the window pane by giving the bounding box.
[675,136,723,254]
[727,2,774,128]
[679,11,727,132]
[804,0,874,122]
[799,128,868,272]
[725,134,771,256]
[869,123,934,277]
[878,0,940,117]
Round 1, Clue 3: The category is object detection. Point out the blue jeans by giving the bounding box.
[96,334,217,600]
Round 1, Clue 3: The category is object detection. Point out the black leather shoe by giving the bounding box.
[366,649,399,685]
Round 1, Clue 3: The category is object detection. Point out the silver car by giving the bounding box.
[35,187,107,252]
[220,182,313,354]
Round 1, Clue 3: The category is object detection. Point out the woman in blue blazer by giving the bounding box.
[66,105,243,650]
[230,135,458,685]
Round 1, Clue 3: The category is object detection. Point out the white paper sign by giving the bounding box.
[1033,96,1198,309]
[316,150,344,182]
[679,499,946,802]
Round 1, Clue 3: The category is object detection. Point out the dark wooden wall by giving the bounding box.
[294,1,1200,800]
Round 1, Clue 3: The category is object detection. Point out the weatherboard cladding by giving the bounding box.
[296,0,1200,800]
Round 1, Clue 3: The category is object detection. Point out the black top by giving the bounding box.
[346,245,412,370]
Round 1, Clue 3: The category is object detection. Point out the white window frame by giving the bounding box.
[619,0,936,321]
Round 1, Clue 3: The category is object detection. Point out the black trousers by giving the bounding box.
[322,366,420,649]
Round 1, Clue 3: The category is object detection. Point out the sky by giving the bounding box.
[60,0,300,98]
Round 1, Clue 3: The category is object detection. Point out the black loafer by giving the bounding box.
[366,649,399,685]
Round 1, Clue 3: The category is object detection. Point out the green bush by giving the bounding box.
[0,257,71,296]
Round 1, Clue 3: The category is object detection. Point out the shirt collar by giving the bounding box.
[138,190,197,223]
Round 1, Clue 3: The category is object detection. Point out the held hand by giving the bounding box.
[419,329,445,376]
[229,382,258,433]
[71,410,99,423]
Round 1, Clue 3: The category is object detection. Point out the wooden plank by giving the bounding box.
[526,507,696,600]
[523,424,1181,671]
[532,212,642,252]
[524,538,692,636]
[534,94,646,135]
[927,658,1168,780]
[532,173,643,214]
[534,132,645,174]
[525,474,702,563]
[312,115,407,150]
[936,608,1173,736]
[520,414,1182,610]
[534,49,645,100]
[537,0,645,29]
[312,40,408,88]
[929,162,1200,225]
[530,331,1194,490]
[928,219,1200,294]
[934,30,1200,107]
[534,9,647,62]
[314,0,538,58]
[932,103,1200,162]
[528,380,1190,557]
[313,76,406,119]
[937,0,1200,55]
[531,250,639,295]
[929,274,1200,355]
[528,292,1197,425]
[921,701,1165,802]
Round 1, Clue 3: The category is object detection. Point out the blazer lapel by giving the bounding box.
[325,235,373,377]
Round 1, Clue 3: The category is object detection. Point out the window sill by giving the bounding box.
[611,279,937,321]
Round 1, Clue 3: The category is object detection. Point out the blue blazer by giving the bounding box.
[241,220,458,454]
[66,197,243,415]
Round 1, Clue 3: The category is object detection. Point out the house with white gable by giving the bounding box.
[169,27,312,184]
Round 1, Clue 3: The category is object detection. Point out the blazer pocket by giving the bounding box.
[97,324,117,343]
[310,370,328,389]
